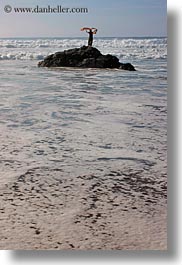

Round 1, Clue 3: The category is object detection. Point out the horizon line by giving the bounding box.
[0,36,167,39]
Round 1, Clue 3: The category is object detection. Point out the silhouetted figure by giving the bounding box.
[85,28,97,46]
[87,29,93,46]
[81,27,98,46]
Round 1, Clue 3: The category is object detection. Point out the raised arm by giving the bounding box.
[92,28,98,34]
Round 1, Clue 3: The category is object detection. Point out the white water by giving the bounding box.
[0,37,167,189]
[0,37,167,250]
[0,37,167,61]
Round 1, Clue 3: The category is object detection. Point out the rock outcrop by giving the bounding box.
[38,46,135,71]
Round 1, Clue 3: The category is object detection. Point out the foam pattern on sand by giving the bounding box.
[0,165,167,250]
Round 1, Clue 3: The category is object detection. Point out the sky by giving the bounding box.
[0,0,167,37]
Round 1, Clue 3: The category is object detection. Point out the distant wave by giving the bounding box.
[0,38,167,61]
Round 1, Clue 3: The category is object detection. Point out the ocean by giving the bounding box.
[0,37,167,249]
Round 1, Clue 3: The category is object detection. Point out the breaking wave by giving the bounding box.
[0,37,167,61]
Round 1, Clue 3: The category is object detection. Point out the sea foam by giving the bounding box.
[0,37,167,61]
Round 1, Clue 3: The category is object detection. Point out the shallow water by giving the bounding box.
[0,38,167,249]
[0,54,167,178]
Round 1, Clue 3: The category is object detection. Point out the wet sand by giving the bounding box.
[0,164,167,250]
[0,59,167,250]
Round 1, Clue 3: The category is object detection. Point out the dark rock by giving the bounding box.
[119,63,136,71]
[96,54,120,68]
[38,46,136,71]
[78,58,96,68]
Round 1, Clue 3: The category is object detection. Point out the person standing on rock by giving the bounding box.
[81,27,98,46]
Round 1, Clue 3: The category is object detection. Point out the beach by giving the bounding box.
[0,37,167,250]
[0,162,167,250]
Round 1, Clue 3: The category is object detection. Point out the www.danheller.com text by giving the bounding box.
[4,5,89,14]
